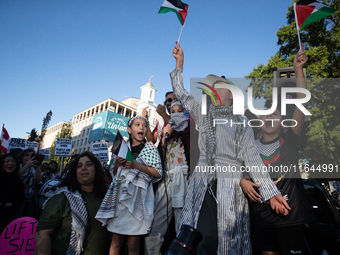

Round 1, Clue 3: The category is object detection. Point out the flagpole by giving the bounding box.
[178,24,184,43]
[60,157,63,176]
[293,3,302,50]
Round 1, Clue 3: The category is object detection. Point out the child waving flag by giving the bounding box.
[96,116,162,255]
[240,44,316,255]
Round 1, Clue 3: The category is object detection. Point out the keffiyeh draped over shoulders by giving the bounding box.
[44,187,87,255]
[95,141,162,231]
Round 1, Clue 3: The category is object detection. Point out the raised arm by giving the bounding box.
[291,43,308,136]
[170,42,201,124]
[18,157,38,177]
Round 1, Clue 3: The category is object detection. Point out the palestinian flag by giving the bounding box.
[158,0,189,25]
[108,153,114,167]
[294,0,338,30]
[0,124,10,154]
[111,131,134,162]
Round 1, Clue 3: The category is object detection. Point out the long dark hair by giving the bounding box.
[48,160,58,173]
[58,151,107,198]
[0,153,20,175]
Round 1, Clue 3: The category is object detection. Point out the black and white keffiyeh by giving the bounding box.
[95,141,162,232]
[170,101,190,132]
[44,187,88,255]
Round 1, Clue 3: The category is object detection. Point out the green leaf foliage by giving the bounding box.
[245,0,340,173]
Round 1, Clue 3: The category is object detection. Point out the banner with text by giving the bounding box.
[8,138,27,152]
[54,138,72,157]
[27,141,39,153]
[0,217,38,255]
[88,110,129,143]
[39,148,50,161]
[92,142,109,162]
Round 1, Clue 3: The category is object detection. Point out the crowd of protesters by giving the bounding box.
[0,42,338,255]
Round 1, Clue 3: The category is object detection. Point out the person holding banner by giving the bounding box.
[95,115,162,255]
[18,148,42,216]
[35,151,110,255]
[0,153,25,233]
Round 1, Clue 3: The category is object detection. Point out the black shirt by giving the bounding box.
[251,128,315,227]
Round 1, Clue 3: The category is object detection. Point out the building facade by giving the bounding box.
[35,78,161,155]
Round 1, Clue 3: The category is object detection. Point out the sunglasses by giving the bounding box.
[165,97,177,103]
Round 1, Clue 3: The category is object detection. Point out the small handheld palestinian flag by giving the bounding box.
[158,0,189,26]
[111,131,134,162]
[294,0,338,30]
[293,1,338,48]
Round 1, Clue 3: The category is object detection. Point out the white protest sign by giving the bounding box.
[54,138,72,157]
[39,149,50,161]
[27,141,39,153]
[8,138,27,152]
[92,142,109,162]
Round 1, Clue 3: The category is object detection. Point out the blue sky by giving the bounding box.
[1,0,296,138]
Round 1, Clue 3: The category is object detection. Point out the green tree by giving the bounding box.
[49,122,74,169]
[26,110,52,144]
[245,0,340,170]
[39,110,53,147]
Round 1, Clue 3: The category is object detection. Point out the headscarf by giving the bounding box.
[128,115,149,127]
[170,101,190,132]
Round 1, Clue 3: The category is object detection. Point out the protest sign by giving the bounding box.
[8,138,27,152]
[38,148,50,161]
[27,141,39,153]
[0,217,38,255]
[54,138,72,157]
[92,142,109,162]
